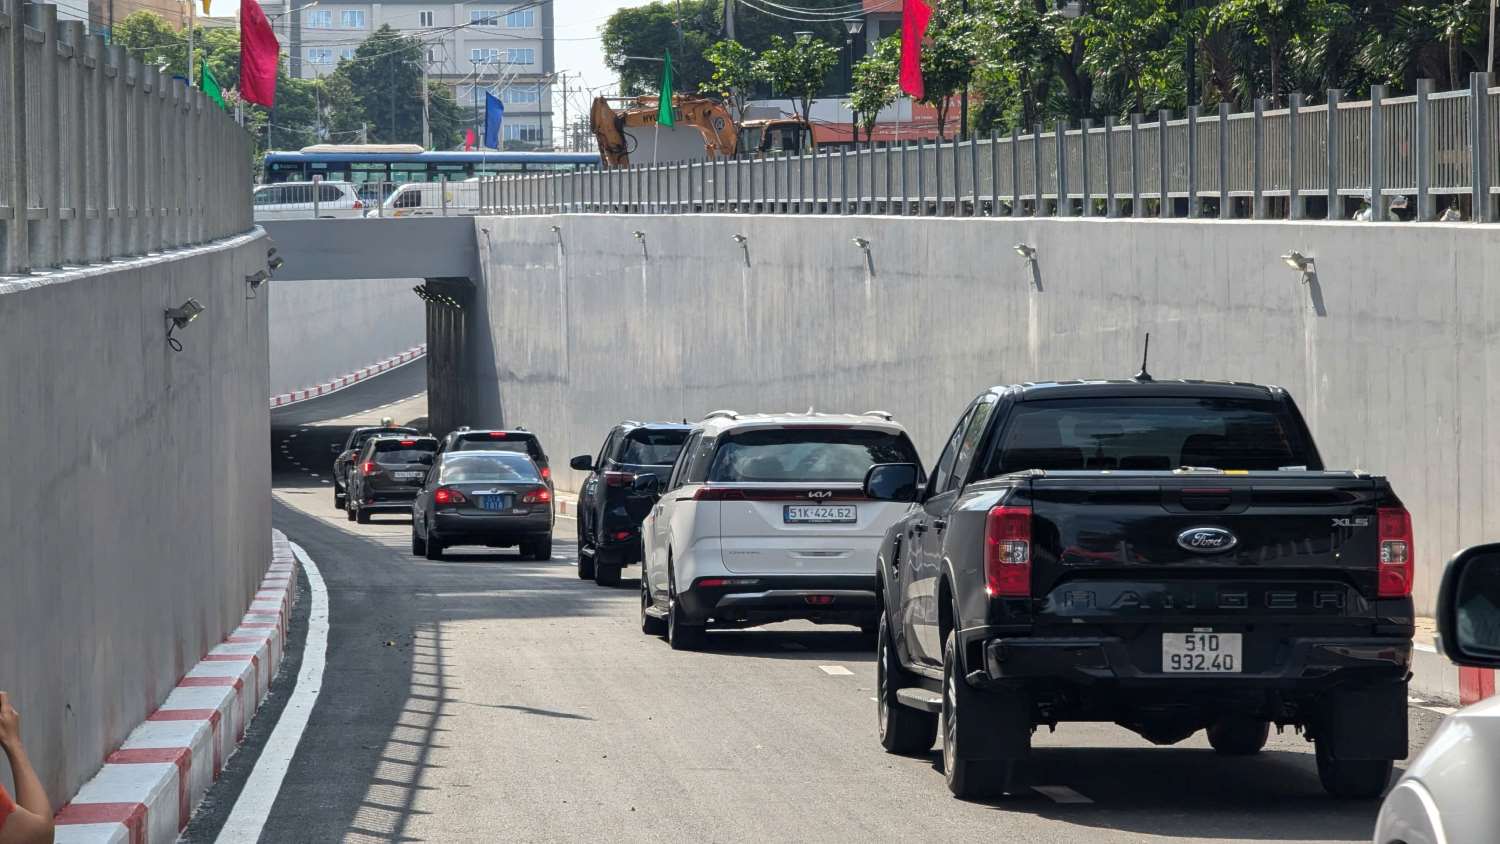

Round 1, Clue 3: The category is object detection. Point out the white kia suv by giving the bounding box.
[638,410,923,649]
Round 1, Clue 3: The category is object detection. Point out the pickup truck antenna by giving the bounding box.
[1134,333,1153,382]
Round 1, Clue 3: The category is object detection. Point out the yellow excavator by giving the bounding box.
[589,95,816,168]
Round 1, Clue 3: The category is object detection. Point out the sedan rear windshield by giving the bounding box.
[708,427,920,483]
[988,397,1318,475]
[619,430,689,466]
[438,453,539,483]
[373,440,436,464]
[454,434,541,459]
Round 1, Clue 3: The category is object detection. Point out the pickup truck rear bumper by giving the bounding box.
[982,635,1412,688]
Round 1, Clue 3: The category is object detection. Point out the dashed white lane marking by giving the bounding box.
[309,474,320,478]
[819,665,855,676]
[319,480,331,485]
[216,541,329,843]
[1033,785,1094,804]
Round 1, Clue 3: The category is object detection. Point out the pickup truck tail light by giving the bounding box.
[433,487,467,505]
[1377,506,1414,597]
[985,505,1032,598]
[604,471,637,488]
[522,487,552,504]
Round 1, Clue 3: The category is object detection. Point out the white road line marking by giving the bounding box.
[309,474,319,478]
[1408,697,1458,715]
[1414,642,1438,653]
[319,480,331,485]
[215,541,329,844]
[1033,785,1094,804]
[818,665,855,676]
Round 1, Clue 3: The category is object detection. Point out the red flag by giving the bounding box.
[899,0,933,99]
[465,128,476,151]
[239,0,279,107]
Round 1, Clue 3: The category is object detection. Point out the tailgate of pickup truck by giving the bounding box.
[1027,472,1391,629]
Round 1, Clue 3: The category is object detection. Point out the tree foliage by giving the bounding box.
[753,35,840,120]
[848,34,901,133]
[703,39,757,121]
[917,1,980,139]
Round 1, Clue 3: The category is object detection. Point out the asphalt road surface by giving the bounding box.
[195,366,1447,844]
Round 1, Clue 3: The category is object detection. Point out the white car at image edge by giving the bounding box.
[1373,542,1500,844]
[636,410,924,650]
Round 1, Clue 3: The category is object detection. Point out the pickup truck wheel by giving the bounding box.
[942,632,1015,800]
[878,612,937,754]
[576,522,595,579]
[1315,741,1393,799]
[1207,717,1270,755]
[594,551,622,587]
[640,579,666,636]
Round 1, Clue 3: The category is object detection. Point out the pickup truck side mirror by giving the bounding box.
[864,463,921,502]
[631,473,661,496]
[569,454,594,472]
[1437,542,1500,669]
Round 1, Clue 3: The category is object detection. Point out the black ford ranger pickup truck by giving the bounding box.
[863,379,1414,800]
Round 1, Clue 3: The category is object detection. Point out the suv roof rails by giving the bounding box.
[703,409,739,421]
[862,410,894,421]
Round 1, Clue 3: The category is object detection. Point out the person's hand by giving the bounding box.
[0,691,21,751]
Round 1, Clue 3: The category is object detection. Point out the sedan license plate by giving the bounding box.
[479,495,511,512]
[783,505,856,524]
[1162,632,1242,673]
[394,471,424,480]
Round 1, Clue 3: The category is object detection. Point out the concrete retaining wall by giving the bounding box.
[0,232,273,802]
[267,277,425,396]
[472,213,1500,616]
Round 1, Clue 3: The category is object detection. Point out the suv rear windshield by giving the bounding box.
[454,433,543,460]
[438,453,538,483]
[988,397,1318,475]
[619,429,689,466]
[349,427,416,451]
[708,427,920,483]
[373,439,436,464]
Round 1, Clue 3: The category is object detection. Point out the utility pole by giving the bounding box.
[724,0,734,39]
[558,72,568,152]
[421,62,431,148]
[186,0,194,87]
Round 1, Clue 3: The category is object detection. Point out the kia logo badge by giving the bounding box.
[808,490,834,500]
[1177,526,1238,554]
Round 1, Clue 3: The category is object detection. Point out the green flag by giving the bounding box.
[201,64,225,110]
[657,51,674,127]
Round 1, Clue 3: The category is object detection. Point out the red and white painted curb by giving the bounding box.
[269,345,426,408]
[53,532,298,844]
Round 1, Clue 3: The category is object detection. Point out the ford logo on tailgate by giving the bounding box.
[1177,526,1238,553]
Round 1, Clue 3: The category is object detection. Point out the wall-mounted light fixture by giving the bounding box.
[1280,250,1315,275]
[851,237,874,275]
[266,246,285,273]
[413,283,463,311]
[731,233,749,266]
[633,230,648,259]
[549,224,564,253]
[1013,242,1037,263]
[164,298,205,352]
[245,269,269,299]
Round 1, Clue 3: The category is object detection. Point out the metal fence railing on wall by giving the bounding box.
[1,0,253,276]
[481,75,1499,224]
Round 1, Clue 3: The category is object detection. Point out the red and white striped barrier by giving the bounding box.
[269,345,426,409]
[53,533,299,844]
[1460,667,1496,704]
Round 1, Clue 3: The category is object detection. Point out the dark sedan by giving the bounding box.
[411,451,554,561]
[332,424,417,509]
[345,434,438,523]
[436,428,552,488]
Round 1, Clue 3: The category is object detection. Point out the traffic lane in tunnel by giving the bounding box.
[270,356,428,429]
[262,395,1446,842]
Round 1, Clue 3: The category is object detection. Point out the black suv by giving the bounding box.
[437,429,551,487]
[332,425,418,509]
[866,380,1412,800]
[570,422,691,585]
[345,434,439,523]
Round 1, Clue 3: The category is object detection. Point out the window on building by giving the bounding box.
[505,47,534,65]
[339,48,355,61]
[469,47,501,63]
[305,9,332,27]
[504,85,539,104]
[307,48,334,65]
[469,9,500,25]
[504,123,542,142]
[504,8,533,27]
[418,9,434,26]
[340,9,365,27]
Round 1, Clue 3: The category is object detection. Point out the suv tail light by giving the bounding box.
[433,487,466,505]
[361,461,376,476]
[985,505,1032,597]
[694,487,746,501]
[1377,506,1414,597]
[540,466,551,480]
[522,487,552,504]
[487,431,508,438]
[604,471,636,488]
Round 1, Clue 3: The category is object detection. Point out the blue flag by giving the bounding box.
[483,93,504,150]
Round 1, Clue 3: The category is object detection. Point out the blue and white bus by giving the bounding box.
[260,144,601,185]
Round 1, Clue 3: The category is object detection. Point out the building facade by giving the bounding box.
[267,0,554,149]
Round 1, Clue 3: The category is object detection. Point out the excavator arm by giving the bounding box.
[589,95,739,168]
